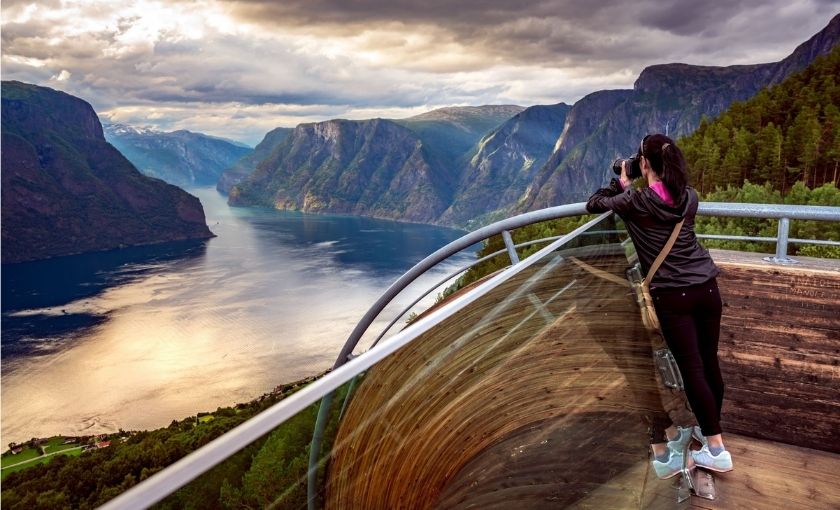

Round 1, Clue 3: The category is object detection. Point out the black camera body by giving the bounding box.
[612,156,642,180]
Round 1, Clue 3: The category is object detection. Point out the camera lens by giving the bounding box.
[612,158,627,176]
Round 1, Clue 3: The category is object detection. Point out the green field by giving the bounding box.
[2,454,53,479]
[1,437,85,480]
[42,437,82,454]
[1,447,41,468]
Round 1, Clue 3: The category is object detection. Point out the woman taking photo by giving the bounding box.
[586,133,733,478]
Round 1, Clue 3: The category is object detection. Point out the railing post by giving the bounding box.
[307,392,334,510]
[501,230,520,264]
[763,217,798,264]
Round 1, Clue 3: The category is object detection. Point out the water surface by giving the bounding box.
[1,188,477,444]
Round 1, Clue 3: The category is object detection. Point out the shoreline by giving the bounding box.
[2,370,329,459]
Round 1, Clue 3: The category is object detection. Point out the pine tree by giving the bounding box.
[679,44,840,193]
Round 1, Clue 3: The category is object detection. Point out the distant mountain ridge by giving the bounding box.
[104,124,252,187]
[228,106,524,223]
[227,14,839,228]
[395,105,525,164]
[1,81,213,263]
[517,13,840,212]
[217,127,293,193]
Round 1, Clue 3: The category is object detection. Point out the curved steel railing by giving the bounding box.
[97,201,840,510]
[334,201,840,368]
[101,206,610,510]
[329,202,588,369]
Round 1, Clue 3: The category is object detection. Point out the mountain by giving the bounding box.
[228,106,524,223]
[394,105,525,163]
[438,103,572,226]
[229,119,454,224]
[517,13,840,212]
[217,127,293,193]
[229,15,839,228]
[104,124,252,187]
[1,81,213,264]
[679,44,840,194]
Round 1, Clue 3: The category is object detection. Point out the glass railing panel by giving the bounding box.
[146,378,356,510]
[323,214,689,509]
[91,213,692,509]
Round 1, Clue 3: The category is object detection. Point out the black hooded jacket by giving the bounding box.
[586,178,719,289]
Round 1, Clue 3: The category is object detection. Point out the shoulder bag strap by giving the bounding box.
[643,218,685,288]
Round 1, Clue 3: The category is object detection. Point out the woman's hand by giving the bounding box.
[620,161,632,189]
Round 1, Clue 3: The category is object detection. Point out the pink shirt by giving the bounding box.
[619,179,675,206]
[649,181,676,206]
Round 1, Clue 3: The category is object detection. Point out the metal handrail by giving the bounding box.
[696,202,840,263]
[358,203,840,356]
[99,210,611,510]
[97,201,840,510]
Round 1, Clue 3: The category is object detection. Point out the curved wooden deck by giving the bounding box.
[324,247,840,509]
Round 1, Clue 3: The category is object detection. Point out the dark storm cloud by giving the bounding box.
[2,0,837,144]
[226,0,839,68]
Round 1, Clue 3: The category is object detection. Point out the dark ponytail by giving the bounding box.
[641,133,687,202]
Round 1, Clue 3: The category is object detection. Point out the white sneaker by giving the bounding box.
[691,426,708,446]
[691,444,733,473]
[652,449,686,479]
[667,426,701,453]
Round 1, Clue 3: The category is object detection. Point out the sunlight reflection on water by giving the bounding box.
[1,188,477,443]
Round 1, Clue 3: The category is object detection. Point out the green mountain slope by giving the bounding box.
[679,45,840,194]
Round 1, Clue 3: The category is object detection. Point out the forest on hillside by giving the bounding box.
[680,45,840,195]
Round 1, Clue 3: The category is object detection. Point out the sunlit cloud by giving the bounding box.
[2,0,838,145]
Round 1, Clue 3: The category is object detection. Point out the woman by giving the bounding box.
[585,133,733,478]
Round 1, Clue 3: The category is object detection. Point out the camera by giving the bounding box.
[612,156,642,179]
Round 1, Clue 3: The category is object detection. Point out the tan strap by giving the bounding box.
[568,257,631,288]
[643,218,685,288]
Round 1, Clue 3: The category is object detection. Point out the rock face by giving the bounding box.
[517,13,840,212]
[104,124,252,187]
[229,106,524,224]
[232,15,839,227]
[229,119,454,224]
[395,105,526,163]
[217,127,292,193]
[439,103,572,226]
[1,81,213,264]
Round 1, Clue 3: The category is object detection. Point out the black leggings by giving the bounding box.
[652,278,724,436]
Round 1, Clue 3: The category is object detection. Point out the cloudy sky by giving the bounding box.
[2,1,838,145]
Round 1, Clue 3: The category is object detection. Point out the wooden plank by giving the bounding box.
[324,248,840,508]
[325,253,685,509]
[714,259,840,454]
[689,433,840,509]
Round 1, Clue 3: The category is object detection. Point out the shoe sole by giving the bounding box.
[695,464,733,473]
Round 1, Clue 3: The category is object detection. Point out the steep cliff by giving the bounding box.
[1,81,213,264]
[217,127,293,193]
[229,119,454,224]
[439,103,572,226]
[518,13,840,211]
[104,124,252,187]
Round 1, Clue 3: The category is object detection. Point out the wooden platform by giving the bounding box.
[323,246,840,509]
[710,249,840,453]
[687,433,840,510]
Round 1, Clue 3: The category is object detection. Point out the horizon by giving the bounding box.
[1,1,838,146]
